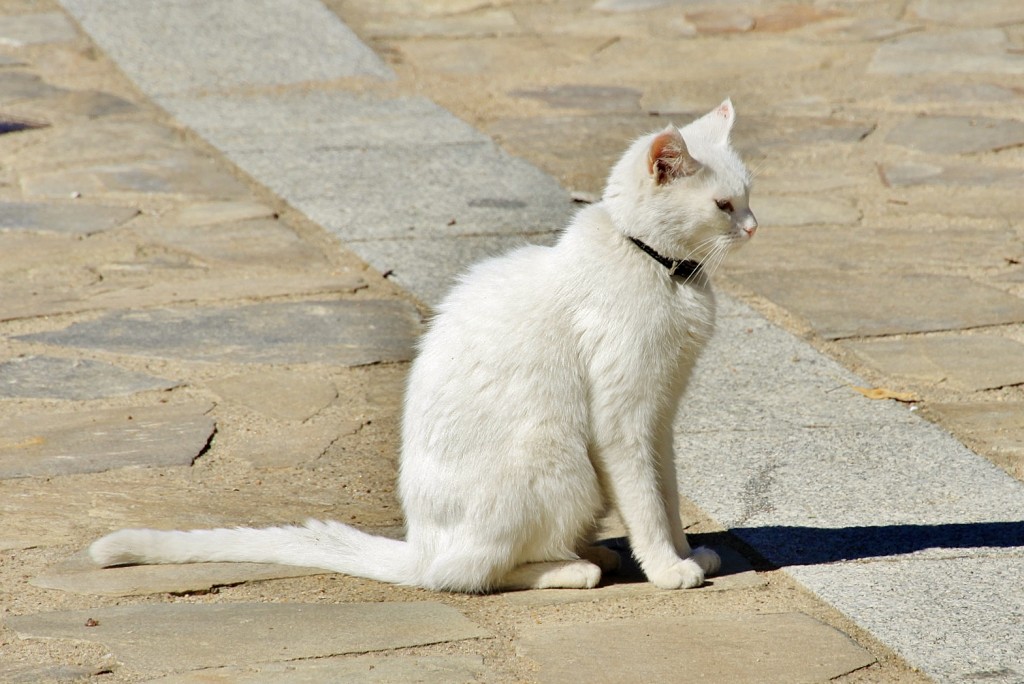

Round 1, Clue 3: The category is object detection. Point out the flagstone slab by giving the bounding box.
[0,663,109,683]
[811,17,920,42]
[135,217,328,267]
[21,152,250,199]
[843,336,1024,392]
[511,84,642,112]
[516,612,874,683]
[150,655,488,683]
[886,116,1024,155]
[0,12,78,46]
[56,90,139,119]
[880,161,1024,188]
[0,403,214,479]
[15,119,183,169]
[0,355,179,399]
[729,271,1024,339]
[0,272,366,322]
[0,201,139,235]
[15,300,421,365]
[364,9,519,39]
[164,200,276,227]
[909,0,1024,27]
[226,419,362,468]
[0,53,26,67]
[926,402,1024,478]
[5,602,490,673]
[32,550,326,596]
[728,220,1019,273]
[752,194,860,227]
[894,82,1023,105]
[870,29,1024,75]
[208,370,338,421]
[0,70,67,103]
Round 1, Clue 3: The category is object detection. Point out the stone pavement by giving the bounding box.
[0,0,1022,682]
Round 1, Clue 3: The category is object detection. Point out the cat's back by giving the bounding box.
[426,241,570,345]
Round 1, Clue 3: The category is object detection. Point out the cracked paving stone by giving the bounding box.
[226,419,363,468]
[0,403,214,479]
[0,663,110,683]
[0,355,179,399]
[516,612,874,683]
[15,300,421,365]
[207,370,338,421]
[4,602,490,674]
[32,550,327,597]
[842,336,1024,392]
[730,271,1024,339]
[0,201,139,235]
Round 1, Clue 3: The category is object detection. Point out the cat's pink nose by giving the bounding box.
[741,211,758,237]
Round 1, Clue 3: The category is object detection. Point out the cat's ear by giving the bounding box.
[647,125,701,185]
[699,99,736,146]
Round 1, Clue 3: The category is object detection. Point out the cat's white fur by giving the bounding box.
[90,100,757,592]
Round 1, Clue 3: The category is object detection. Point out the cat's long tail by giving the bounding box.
[88,520,418,586]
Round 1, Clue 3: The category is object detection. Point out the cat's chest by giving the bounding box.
[575,279,715,362]
[637,280,715,339]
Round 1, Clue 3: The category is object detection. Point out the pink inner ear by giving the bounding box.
[647,127,683,175]
[717,102,732,118]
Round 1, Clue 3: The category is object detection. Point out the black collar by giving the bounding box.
[629,237,703,279]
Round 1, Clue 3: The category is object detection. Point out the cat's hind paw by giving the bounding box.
[690,546,721,576]
[499,559,602,590]
[580,544,621,573]
[647,558,705,589]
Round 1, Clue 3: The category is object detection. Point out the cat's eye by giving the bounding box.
[715,199,734,213]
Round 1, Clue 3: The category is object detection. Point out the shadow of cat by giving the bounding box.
[596,520,1024,584]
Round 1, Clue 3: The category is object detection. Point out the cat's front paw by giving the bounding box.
[690,546,721,576]
[647,557,705,589]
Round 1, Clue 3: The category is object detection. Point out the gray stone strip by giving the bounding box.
[59,1,1024,682]
[59,0,393,93]
[59,0,575,305]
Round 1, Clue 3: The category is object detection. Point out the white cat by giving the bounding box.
[91,100,757,592]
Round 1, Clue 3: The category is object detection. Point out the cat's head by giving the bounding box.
[603,99,757,269]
